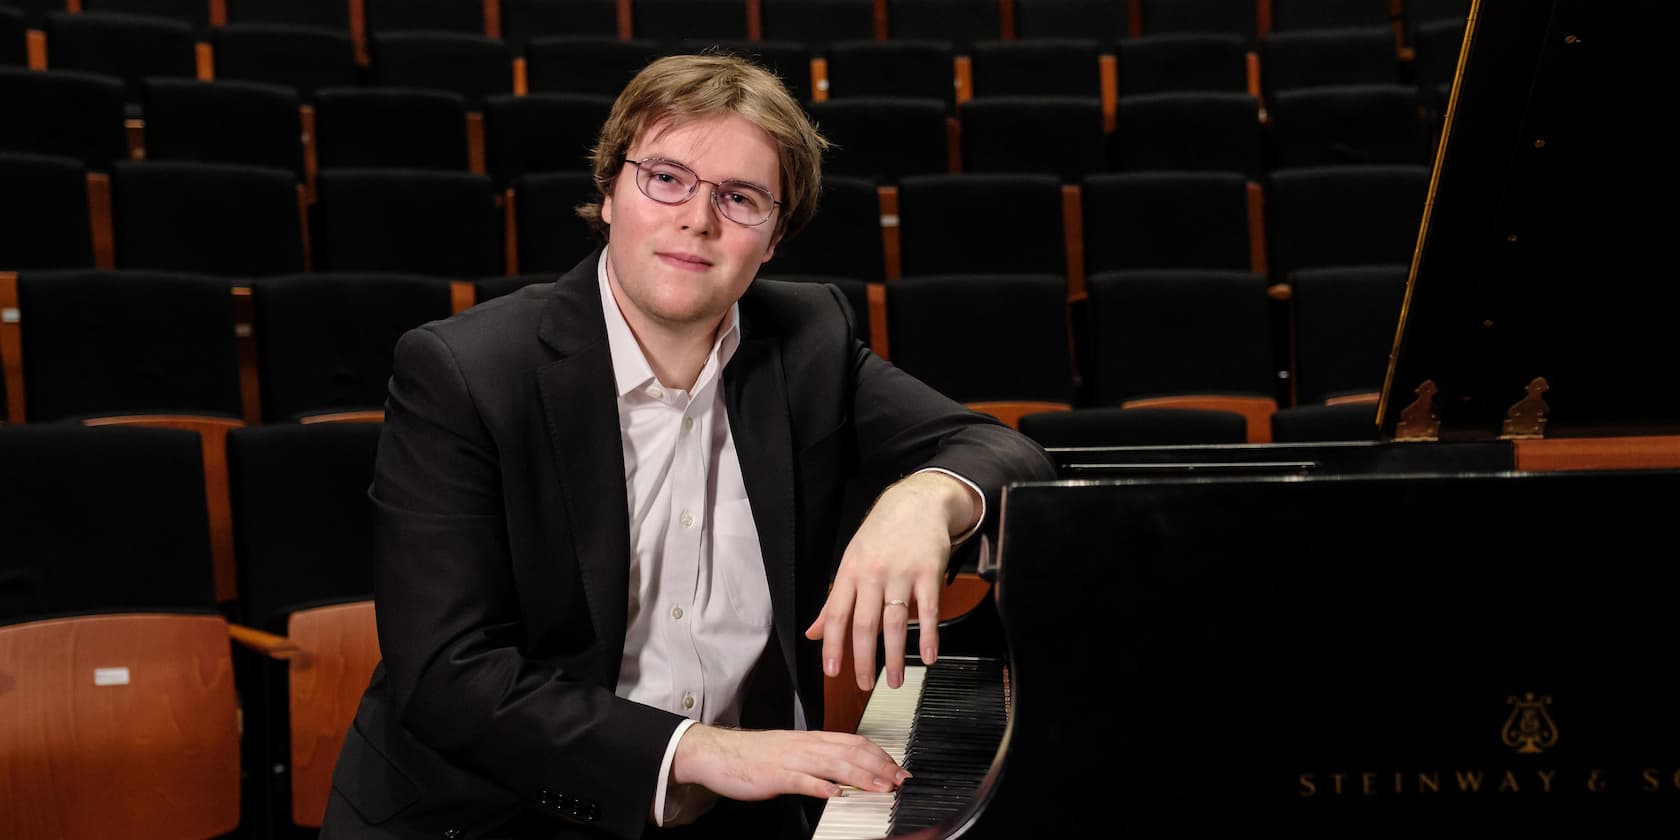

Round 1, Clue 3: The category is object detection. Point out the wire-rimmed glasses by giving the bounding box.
[624,157,781,227]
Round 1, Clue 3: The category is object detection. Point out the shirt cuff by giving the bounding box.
[652,719,698,826]
[913,467,985,546]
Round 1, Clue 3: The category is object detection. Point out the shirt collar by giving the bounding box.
[597,249,742,399]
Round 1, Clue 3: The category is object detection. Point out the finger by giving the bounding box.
[816,581,856,678]
[913,573,941,665]
[847,739,910,785]
[810,730,899,757]
[851,581,884,691]
[807,583,845,641]
[810,729,906,773]
[790,772,845,799]
[824,758,896,793]
[881,588,912,689]
[812,740,903,792]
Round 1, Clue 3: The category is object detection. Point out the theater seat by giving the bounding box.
[227,421,383,830]
[0,424,240,838]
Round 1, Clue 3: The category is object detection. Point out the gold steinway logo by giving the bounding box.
[1300,692,1680,799]
[1503,693,1559,755]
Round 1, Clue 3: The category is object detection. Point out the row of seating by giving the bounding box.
[0,269,451,426]
[777,167,1427,289]
[3,69,1446,190]
[809,86,1440,182]
[819,265,1403,436]
[1,13,1470,102]
[2,159,1429,293]
[0,15,1471,142]
[1,0,1473,50]
[0,262,1401,436]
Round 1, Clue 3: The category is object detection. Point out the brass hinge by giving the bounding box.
[1394,379,1441,441]
[1500,377,1550,440]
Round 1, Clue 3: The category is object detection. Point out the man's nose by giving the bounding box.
[679,184,718,232]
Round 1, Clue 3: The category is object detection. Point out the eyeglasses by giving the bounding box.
[624,157,781,227]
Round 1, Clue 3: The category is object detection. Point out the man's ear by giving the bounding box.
[601,193,614,226]
[761,230,783,264]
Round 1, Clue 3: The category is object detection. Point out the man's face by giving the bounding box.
[601,112,783,337]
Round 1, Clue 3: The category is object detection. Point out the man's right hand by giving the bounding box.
[670,724,909,800]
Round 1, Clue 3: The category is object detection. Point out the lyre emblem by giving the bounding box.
[1502,693,1559,755]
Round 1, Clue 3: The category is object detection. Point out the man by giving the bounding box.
[322,53,1054,839]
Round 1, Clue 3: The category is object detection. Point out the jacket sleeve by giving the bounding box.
[369,325,681,839]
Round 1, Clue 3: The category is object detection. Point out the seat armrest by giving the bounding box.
[229,622,300,659]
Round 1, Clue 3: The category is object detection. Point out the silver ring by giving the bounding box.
[885,599,909,609]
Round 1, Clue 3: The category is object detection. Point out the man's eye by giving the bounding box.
[723,192,751,205]
[653,173,678,184]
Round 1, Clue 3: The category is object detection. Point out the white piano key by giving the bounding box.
[811,666,926,840]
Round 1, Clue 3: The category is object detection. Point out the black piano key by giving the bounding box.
[888,656,1007,834]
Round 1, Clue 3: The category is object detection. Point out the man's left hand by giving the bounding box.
[804,472,980,691]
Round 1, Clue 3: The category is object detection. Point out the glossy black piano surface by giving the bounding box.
[927,470,1680,835]
[934,439,1518,657]
[1046,439,1515,479]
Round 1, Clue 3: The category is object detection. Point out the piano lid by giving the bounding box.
[1380,0,1680,441]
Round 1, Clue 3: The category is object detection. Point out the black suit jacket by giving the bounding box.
[322,251,1055,839]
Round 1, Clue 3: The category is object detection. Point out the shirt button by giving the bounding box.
[645,384,664,399]
[679,512,694,528]
[682,417,694,431]
[682,693,696,710]
[671,605,684,620]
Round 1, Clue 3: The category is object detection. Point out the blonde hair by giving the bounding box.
[577,52,829,241]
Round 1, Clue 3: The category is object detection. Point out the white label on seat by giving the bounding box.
[94,667,130,686]
[1,308,19,324]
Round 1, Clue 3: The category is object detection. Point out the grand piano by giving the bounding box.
[813,0,1680,835]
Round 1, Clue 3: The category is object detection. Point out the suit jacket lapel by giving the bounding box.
[535,252,633,683]
[724,319,798,677]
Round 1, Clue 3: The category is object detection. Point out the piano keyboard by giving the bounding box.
[811,656,1007,840]
[810,666,925,840]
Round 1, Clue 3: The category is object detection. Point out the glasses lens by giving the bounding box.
[637,159,695,204]
[715,183,775,226]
